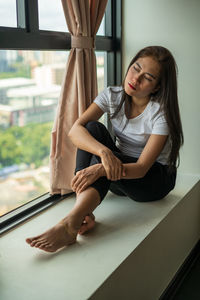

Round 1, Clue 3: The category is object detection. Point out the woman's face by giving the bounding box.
[124,56,161,100]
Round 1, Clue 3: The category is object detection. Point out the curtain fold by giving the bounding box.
[50,0,108,195]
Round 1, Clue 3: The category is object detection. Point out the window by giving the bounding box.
[0,0,17,28]
[0,50,106,216]
[0,50,68,216]
[38,0,67,32]
[0,0,121,234]
[38,0,105,35]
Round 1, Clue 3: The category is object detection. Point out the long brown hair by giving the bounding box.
[111,46,184,171]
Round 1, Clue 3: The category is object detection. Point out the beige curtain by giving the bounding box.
[50,0,108,195]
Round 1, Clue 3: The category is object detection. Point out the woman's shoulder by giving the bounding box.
[149,101,168,125]
[107,86,124,101]
[93,86,123,111]
[150,100,165,115]
[109,85,124,92]
[97,86,123,104]
[103,85,123,96]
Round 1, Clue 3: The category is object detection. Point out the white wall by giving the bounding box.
[122,0,200,175]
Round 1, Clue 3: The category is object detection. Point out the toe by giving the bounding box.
[26,234,43,245]
[26,238,32,244]
[38,242,52,249]
[30,237,47,247]
[34,241,44,248]
[79,224,88,234]
[30,240,40,247]
[89,213,95,221]
[79,217,95,235]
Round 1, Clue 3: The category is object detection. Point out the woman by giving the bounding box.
[26,46,183,252]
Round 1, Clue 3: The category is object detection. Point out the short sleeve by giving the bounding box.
[152,113,169,135]
[93,87,110,113]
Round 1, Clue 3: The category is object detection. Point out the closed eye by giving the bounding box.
[144,76,152,81]
[133,66,140,72]
[134,66,153,81]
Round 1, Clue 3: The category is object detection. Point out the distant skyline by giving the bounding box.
[0,1,105,34]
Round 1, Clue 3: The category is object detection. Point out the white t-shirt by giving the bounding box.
[94,86,171,165]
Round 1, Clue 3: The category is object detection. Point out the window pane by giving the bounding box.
[38,0,68,32]
[0,0,17,27]
[97,16,105,36]
[0,50,68,216]
[97,52,107,126]
[38,0,105,35]
[0,50,106,216]
[97,51,106,92]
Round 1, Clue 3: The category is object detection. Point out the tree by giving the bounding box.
[0,122,53,168]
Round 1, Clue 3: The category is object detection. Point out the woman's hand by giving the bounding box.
[71,164,104,195]
[100,149,125,181]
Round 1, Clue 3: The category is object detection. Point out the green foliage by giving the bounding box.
[0,63,31,79]
[0,132,22,166]
[0,122,53,168]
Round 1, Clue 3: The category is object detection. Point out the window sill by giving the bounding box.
[0,192,73,235]
[1,173,199,300]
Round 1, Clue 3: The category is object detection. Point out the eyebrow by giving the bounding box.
[136,62,156,79]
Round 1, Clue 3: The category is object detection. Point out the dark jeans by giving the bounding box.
[75,121,176,202]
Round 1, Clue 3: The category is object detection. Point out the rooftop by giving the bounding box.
[0,77,35,89]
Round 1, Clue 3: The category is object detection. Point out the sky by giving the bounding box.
[0,0,17,27]
[0,0,105,34]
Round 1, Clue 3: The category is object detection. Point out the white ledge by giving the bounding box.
[1,173,200,300]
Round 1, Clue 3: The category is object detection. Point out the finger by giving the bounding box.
[102,155,115,180]
[113,159,121,181]
[77,182,88,194]
[71,174,80,189]
[111,163,118,181]
[73,174,85,191]
[116,162,121,181]
[110,160,115,181]
[76,176,92,194]
[71,176,76,188]
[103,164,111,180]
[72,178,79,191]
[119,162,124,179]
[76,180,88,194]
[113,164,118,181]
[110,159,117,180]
[122,165,126,177]
[117,164,122,180]
[75,180,85,194]
[107,166,113,180]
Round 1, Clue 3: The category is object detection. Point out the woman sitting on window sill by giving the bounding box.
[26,46,183,253]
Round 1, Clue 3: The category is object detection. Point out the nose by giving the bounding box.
[132,74,140,85]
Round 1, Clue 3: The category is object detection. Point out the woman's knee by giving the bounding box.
[85,121,109,142]
[85,121,106,133]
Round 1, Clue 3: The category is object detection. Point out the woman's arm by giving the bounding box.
[68,103,105,156]
[71,134,168,194]
[68,103,124,181]
[122,134,168,179]
[71,163,105,194]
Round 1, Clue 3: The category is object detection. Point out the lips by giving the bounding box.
[128,82,136,90]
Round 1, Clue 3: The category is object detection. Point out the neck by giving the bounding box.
[126,96,151,119]
[131,96,150,110]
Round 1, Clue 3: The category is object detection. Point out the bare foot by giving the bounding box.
[26,220,78,253]
[78,213,95,235]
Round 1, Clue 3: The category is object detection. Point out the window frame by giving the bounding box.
[0,0,121,235]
